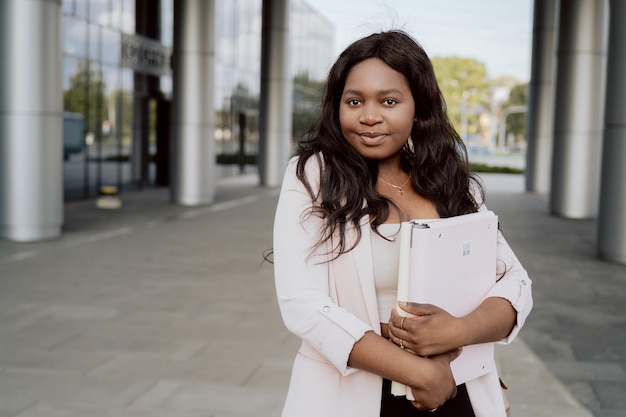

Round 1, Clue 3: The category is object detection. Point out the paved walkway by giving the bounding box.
[0,173,622,417]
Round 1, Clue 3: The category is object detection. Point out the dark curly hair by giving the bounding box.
[296,30,483,257]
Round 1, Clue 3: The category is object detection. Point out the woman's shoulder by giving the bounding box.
[288,152,325,180]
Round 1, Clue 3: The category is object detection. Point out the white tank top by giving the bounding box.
[371,223,401,323]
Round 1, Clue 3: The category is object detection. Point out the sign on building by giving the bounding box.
[121,33,172,77]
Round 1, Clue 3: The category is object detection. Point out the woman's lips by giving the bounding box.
[358,133,388,146]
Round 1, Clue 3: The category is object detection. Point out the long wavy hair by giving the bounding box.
[296,30,483,257]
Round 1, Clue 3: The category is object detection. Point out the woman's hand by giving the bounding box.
[409,348,461,411]
[388,301,465,357]
[349,330,460,411]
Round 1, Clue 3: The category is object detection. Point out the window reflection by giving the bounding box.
[63,0,138,198]
[63,17,87,58]
[62,0,333,197]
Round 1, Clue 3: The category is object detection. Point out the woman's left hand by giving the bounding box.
[388,301,465,357]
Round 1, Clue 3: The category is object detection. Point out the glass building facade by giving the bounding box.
[61,0,333,199]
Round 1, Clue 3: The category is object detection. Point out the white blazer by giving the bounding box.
[274,156,533,417]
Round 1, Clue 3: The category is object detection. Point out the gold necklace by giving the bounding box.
[378,175,410,195]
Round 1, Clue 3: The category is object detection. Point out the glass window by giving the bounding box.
[161,0,174,47]
[101,27,121,66]
[63,0,75,15]
[63,57,79,92]
[110,0,134,33]
[90,0,111,26]
[110,0,124,30]
[118,69,134,186]
[63,57,88,198]
[63,16,88,58]
[122,0,135,33]
[89,23,101,61]
[75,0,88,18]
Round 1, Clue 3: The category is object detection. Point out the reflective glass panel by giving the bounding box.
[63,16,87,58]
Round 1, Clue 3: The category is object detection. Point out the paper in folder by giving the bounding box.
[391,210,499,397]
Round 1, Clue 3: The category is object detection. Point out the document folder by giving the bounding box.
[392,210,498,397]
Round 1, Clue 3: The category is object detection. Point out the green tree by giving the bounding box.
[431,57,490,139]
[503,82,528,144]
[63,61,107,137]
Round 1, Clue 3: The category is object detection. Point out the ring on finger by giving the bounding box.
[400,339,404,349]
[400,316,406,330]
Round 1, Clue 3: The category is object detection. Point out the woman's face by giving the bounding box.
[339,58,415,163]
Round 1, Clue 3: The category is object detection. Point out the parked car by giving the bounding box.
[63,112,85,160]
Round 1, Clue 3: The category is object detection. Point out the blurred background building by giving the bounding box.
[57,0,331,199]
[0,0,332,242]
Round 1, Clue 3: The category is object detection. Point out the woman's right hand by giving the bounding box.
[409,348,461,411]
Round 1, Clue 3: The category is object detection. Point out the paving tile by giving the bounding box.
[12,401,206,417]
[86,353,257,385]
[129,380,285,417]
[0,397,34,417]
[0,322,78,351]
[0,345,111,373]
[497,339,593,417]
[0,369,154,407]
[593,381,626,409]
[52,332,209,358]
[506,404,594,417]
[567,381,601,412]
[549,360,626,383]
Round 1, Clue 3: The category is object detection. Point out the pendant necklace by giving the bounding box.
[379,175,410,196]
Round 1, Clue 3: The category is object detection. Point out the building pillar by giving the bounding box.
[171,0,216,205]
[258,0,292,187]
[550,0,608,218]
[598,0,626,264]
[525,0,558,194]
[0,0,63,241]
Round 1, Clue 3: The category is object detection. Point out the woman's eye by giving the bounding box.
[346,99,361,106]
[383,98,398,106]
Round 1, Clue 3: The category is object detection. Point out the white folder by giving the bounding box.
[392,210,498,397]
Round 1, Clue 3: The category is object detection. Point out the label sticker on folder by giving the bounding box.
[462,240,472,256]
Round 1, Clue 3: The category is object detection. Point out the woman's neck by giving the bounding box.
[376,156,405,180]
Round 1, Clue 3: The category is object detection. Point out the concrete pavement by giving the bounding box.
[0,172,621,416]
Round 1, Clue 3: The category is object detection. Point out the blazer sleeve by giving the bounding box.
[479,204,533,344]
[273,157,373,375]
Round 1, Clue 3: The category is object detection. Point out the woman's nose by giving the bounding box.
[358,104,383,125]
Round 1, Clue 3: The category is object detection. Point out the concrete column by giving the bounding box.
[598,0,626,264]
[0,0,63,241]
[525,0,558,194]
[258,0,292,187]
[171,0,216,205]
[550,0,608,218]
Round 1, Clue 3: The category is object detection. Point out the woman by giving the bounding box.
[273,30,532,417]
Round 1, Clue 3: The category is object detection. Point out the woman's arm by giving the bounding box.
[349,331,460,411]
[274,157,372,374]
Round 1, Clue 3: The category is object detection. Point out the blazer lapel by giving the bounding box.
[351,216,381,331]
